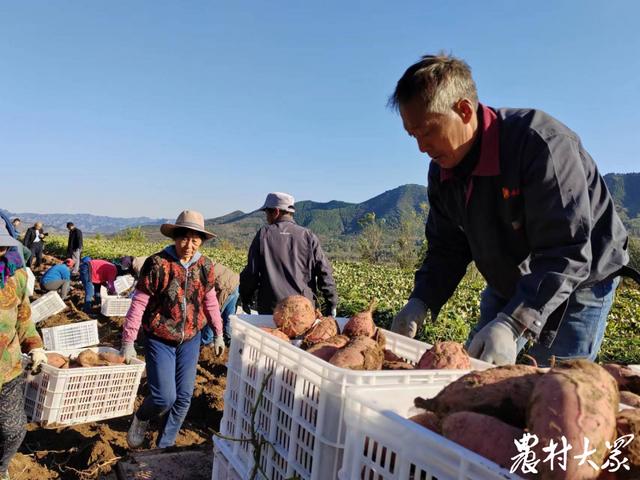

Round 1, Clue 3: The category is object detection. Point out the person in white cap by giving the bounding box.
[240,192,338,316]
[120,210,225,449]
[0,223,46,480]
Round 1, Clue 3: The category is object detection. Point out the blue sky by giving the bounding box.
[1,1,638,218]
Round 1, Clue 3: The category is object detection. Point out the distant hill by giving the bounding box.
[604,173,640,234]
[0,209,167,235]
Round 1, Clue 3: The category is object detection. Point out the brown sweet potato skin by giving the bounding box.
[382,360,414,370]
[45,352,69,369]
[620,391,640,409]
[74,349,109,367]
[98,352,126,365]
[442,411,523,469]
[603,364,640,395]
[527,360,619,480]
[342,299,377,338]
[615,408,640,479]
[383,349,404,363]
[409,410,440,434]
[301,316,339,348]
[328,336,383,370]
[260,327,291,342]
[416,364,543,427]
[273,295,316,337]
[417,341,471,370]
[306,335,349,361]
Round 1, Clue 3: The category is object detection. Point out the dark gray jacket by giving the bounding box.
[240,219,338,314]
[411,104,629,346]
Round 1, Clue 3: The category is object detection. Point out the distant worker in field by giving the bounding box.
[10,218,20,235]
[119,210,225,449]
[240,192,338,316]
[40,259,74,300]
[119,255,149,278]
[201,261,239,347]
[390,54,636,367]
[79,256,118,313]
[66,222,83,276]
[0,223,47,480]
[23,222,48,270]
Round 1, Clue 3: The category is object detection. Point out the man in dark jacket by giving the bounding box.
[389,54,631,367]
[66,222,83,276]
[23,222,47,270]
[240,192,338,316]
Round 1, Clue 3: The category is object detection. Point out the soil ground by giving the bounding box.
[10,255,226,479]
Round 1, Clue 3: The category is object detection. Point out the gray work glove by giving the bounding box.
[120,342,137,364]
[467,313,525,366]
[29,348,48,374]
[391,298,429,338]
[214,336,225,357]
[330,308,337,318]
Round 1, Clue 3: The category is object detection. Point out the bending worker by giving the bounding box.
[390,53,634,367]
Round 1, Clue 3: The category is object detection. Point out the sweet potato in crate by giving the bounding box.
[24,346,145,426]
[218,314,491,480]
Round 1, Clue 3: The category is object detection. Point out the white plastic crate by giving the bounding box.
[24,346,145,426]
[212,438,242,480]
[41,320,100,351]
[340,384,523,480]
[30,291,67,324]
[100,286,132,316]
[218,314,492,480]
[25,267,35,297]
[114,274,135,294]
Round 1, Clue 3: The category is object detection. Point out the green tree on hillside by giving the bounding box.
[357,212,384,263]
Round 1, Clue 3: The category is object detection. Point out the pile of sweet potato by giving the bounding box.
[262,296,474,371]
[410,360,640,479]
[45,350,126,369]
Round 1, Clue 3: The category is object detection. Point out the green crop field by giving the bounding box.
[46,235,640,363]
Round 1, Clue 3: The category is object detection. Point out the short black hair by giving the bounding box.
[11,218,20,223]
[172,227,206,241]
[66,222,74,228]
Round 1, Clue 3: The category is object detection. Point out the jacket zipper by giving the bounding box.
[181,265,188,345]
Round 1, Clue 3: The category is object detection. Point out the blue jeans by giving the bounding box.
[201,287,239,346]
[136,332,201,448]
[466,278,619,367]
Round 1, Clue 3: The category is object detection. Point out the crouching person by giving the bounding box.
[40,259,74,300]
[119,210,225,448]
[0,224,46,480]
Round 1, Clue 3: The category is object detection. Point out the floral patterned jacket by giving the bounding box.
[0,268,43,385]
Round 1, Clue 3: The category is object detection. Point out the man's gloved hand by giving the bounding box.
[120,342,137,364]
[467,313,525,366]
[214,336,225,357]
[29,348,48,374]
[391,298,429,338]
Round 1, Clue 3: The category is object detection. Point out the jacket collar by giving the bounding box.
[163,245,202,268]
[440,103,500,181]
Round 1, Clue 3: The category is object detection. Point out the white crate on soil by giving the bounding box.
[212,438,242,480]
[100,286,132,317]
[31,291,67,324]
[218,314,492,480]
[114,275,135,294]
[339,384,523,480]
[25,268,35,297]
[41,320,100,351]
[24,346,145,426]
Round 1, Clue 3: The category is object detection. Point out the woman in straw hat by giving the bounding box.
[0,222,46,480]
[120,210,225,449]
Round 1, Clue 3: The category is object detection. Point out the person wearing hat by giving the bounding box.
[79,256,118,313]
[240,192,338,316]
[0,223,46,480]
[120,210,225,449]
[22,221,48,270]
[40,259,74,300]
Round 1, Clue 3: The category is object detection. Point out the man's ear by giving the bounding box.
[454,98,475,124]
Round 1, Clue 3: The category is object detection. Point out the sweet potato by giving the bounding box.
[383,349,404,363]
[342,299,377,338]
[603,363,640,395]
[273,295,316,338]
[615,408,640,478]
[75,349,109,367]
[409,410,440,434]
[417,341,471,370]
[45,352,69,369]
[442,412,523,469]
[620,391,640,409]
[329,336,383,370]
[260,327,291,342]
[527,360,619,480]
[306,335,349,361]
[382,360,414,370]
[301,315,339,348]
[98,351,126,365]
[415,364,543,427]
